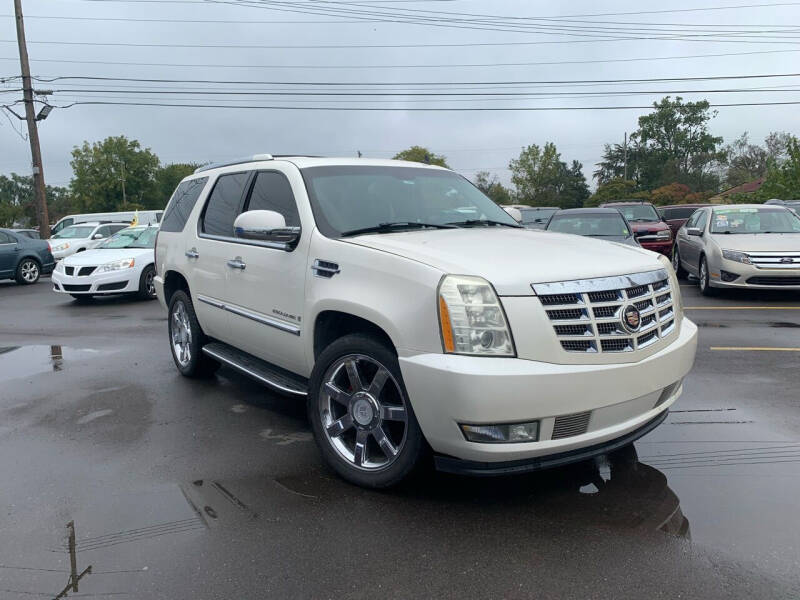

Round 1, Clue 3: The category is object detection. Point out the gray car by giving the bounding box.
[673,204,800,295]
[0,228,56,285]
[544,208,640,247]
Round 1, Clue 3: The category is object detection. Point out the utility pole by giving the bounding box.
[120,161,127,207]
[13,0,50,238]
[623,132,628,181]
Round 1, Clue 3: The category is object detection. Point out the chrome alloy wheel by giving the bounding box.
[319,354,409,471]
[145,269,156,297]
[170,300,192,367]
[672,247,680,273]
[699,258,708,292]
[20,260,39,283]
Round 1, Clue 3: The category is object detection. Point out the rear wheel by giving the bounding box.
[168,290,219,378]
[672,245,687,279]
[15,258,40,285]
[308,334,425,488]
[137,265,157,300]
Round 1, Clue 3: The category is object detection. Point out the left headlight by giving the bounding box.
[655,229,672,241]
[54,261,64,273]
[437,275,515,356]
[52,242,70,252]
[99,258,136,272]
[722,249,752,264]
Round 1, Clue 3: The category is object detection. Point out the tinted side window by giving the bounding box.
[95,226,111,238]
[161,178,208,233]
[0,232,14,243]
[245,171,300,227]
[685,212,699,228]
[695,210,709,232]
[202,173,249,237]
[109,225,127,234]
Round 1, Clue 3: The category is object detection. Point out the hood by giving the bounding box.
[342,228,664,296]
[709,232,800,252]
[62,247,153,267]
[629,221,669,234]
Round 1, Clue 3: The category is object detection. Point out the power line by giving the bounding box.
[1,49,799,71]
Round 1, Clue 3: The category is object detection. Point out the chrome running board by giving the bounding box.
[202,342,308,397]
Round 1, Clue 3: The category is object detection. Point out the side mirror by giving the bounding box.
[93,233,104,240]
[233,210,300,249]
[686,227,702,237]
[502,207,522,223]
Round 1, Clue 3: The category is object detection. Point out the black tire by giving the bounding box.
[671,245,687,279]
[15,258,40,285]
[698,255,717,297]
[308,333,426,488]
[167,290,220,378]
[137,265,157,300]
[71,294,93,303]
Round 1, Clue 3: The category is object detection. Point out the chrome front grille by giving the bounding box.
[533,269,676,354]
[747,251,800,270]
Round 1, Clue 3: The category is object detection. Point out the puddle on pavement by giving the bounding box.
[0,345,99,381]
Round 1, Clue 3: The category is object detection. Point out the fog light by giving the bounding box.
[720,270,740,282]
[460,421,539,443]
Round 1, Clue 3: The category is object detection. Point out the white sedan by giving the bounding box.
[52,225,158,301]
[49,222,130,260]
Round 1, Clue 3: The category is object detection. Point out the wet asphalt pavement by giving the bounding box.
[1,279,799,599]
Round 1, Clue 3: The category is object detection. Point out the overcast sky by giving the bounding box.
[2,0,800,191]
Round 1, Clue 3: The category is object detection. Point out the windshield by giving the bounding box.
[52,225,95,239]
[98,227,158,249]
[519,207,558,225]
[615,204,660,222]
[710,207,800,234]
[547,213,631,237]
[301,166,519,237]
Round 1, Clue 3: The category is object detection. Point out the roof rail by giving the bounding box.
[194,153,274,174]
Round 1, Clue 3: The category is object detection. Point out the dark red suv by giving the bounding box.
[600,201,673,256]
[658,204,711,239]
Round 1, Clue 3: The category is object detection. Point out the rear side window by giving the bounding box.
[160,177,208,233]
[663,207,698,220]
[0,231,15,244]
[245,171,300,227]
[201,173,249,237]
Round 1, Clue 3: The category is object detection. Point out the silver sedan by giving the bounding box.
[673,204,800,295]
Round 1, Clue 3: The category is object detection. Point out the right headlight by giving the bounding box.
[437,275,515,356]
[52,242,70,252]
[721,249,752,264]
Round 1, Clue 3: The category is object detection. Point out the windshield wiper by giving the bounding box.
[446,219,521,228]
[340,221,455,237]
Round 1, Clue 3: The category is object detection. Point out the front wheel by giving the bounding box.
[137,265,157,300]
[167,290,219,378]
[672,245,687,279]
[15,258,40,285]
[698,256,717,297]
[308,334,426,488]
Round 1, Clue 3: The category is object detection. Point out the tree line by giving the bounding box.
[1,96,799,227]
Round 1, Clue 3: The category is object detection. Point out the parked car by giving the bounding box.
[11,228,41,239]
[51,225,158,301]
[51,210,163,236]
[155,155,697,489]
[765,199,800,215]
[502,205,560,229]
[600,201,673,255]
[544,208,639,247]
[657,204,710,239]
[0,227,55,285]
[673,204,800,295]
[49,222,130,260]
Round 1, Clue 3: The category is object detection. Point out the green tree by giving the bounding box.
[393,146,449,168]
[473,171,512,204]
[723,131,794,188]
[596,97,724,191]
[70,136,160,212]
[586,178,649,207]
[650,183,691,206]
[155,163,200,207]
[0,173,71,227]
[509,143,588,208]
[756,136,800,200]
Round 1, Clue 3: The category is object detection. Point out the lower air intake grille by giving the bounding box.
[63,284,91,292]
[552,411,592,439]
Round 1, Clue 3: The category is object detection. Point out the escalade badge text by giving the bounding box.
[622,305,642,332]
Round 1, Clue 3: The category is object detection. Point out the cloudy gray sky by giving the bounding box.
[2,0,800,191]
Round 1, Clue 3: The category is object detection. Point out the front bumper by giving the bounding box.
[638,239,673,256]
[709,257,800,289]
[51,268,138,295]
[399,317,697,465]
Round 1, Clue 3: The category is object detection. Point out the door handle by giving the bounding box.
[185,248,199,259]
[227,257,246,270]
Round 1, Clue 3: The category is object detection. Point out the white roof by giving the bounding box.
[193,155,449,177]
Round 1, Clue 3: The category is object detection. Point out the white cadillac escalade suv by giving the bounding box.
[155,155,698,488]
